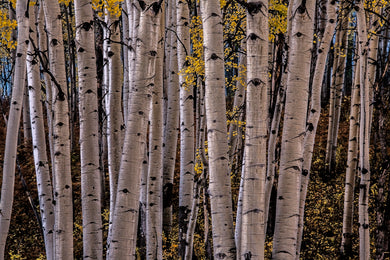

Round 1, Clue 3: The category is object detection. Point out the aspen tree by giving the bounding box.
[177,0,195,257]
[241,0,269,258]
[272,0,315,258]
[297,0,338,254]
[74,0,103,258]
[37,3,55,178]
[356,1,375,258]
[41,0,73,257]
[200,0,236,258]
[325,5,348,175]
[27,5,54,259]
[107,1,163,258]
[341,48,360,257]
[104,6,124,233]
[162,0,180,234]
[146,5,165,259]
[0,0,29,257]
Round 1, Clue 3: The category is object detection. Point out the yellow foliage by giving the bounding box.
[92,0,123,18]
[269,0,287,42]
[0,8,17,51]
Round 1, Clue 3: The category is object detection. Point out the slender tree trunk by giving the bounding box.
[325,8,348,175]
[177,0,195,257]
[340,52,360,257]
[296,0,338,255]
[162,0,180,235]
[0,0,29,257]
[27,6,55,259]
[42,0,73,258]
[356,1,371,258]
[146,6,165,259]
[272,0,315,258]
[240,1,269,258]
[200,0,236,258]
[107,1,163,258]
[104,10,124,237]
[74,0,103,258]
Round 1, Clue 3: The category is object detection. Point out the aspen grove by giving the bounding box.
[1,0,390,259]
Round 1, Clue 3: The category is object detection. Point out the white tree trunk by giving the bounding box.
[177,0,195,257]
[241,0,269,258]
[272,0,315,258]
[27,6,55,259]
[42,0,73,258]
[107,1,163,258]
[162,0,180,234]
[296,0,338,255]
[0,0,29,257]
[200,0,236,258]
[340,51,360,257]
[146,7,165,260]
[74,0,103,258]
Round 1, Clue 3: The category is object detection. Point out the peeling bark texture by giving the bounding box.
[107,1,163,258]
[272,0,315,258]
[74,0,103,259]
[200,0,236,258]
[0,0,29,257]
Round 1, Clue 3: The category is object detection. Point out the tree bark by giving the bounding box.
[74,0,103,258]
[240,0,269,258]
[272,0,315,258]
[0,0,29,257]
[41,0,73,258]
[200,0,236,258]
[107,1,163,258]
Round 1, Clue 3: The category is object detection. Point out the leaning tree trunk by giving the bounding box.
[74,0,103,259]
[0,0,29,257]
[340,50,361,257]
[27,5,55,259]
[107,1,163,258]
[200,0,236,258]
[272,0,315,259]
[240,0,269,258]
[177,0,195,258]
[42,0,73,258]
[296,0,338,255]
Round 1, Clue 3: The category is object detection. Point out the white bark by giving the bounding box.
[162,0,180,234]
[27,6,55,259]
[107,1,163,258]
[241,0,269,258]
[0,0,29,257]
[356,2,373,258]
[340,51,360,256]
[296,0,338,255]
[42,0,73,258]
[200,0,236,258]
[177,0,195,257]
[146,7,165,260]
[74,0,103,259]
[272,0,315,258]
